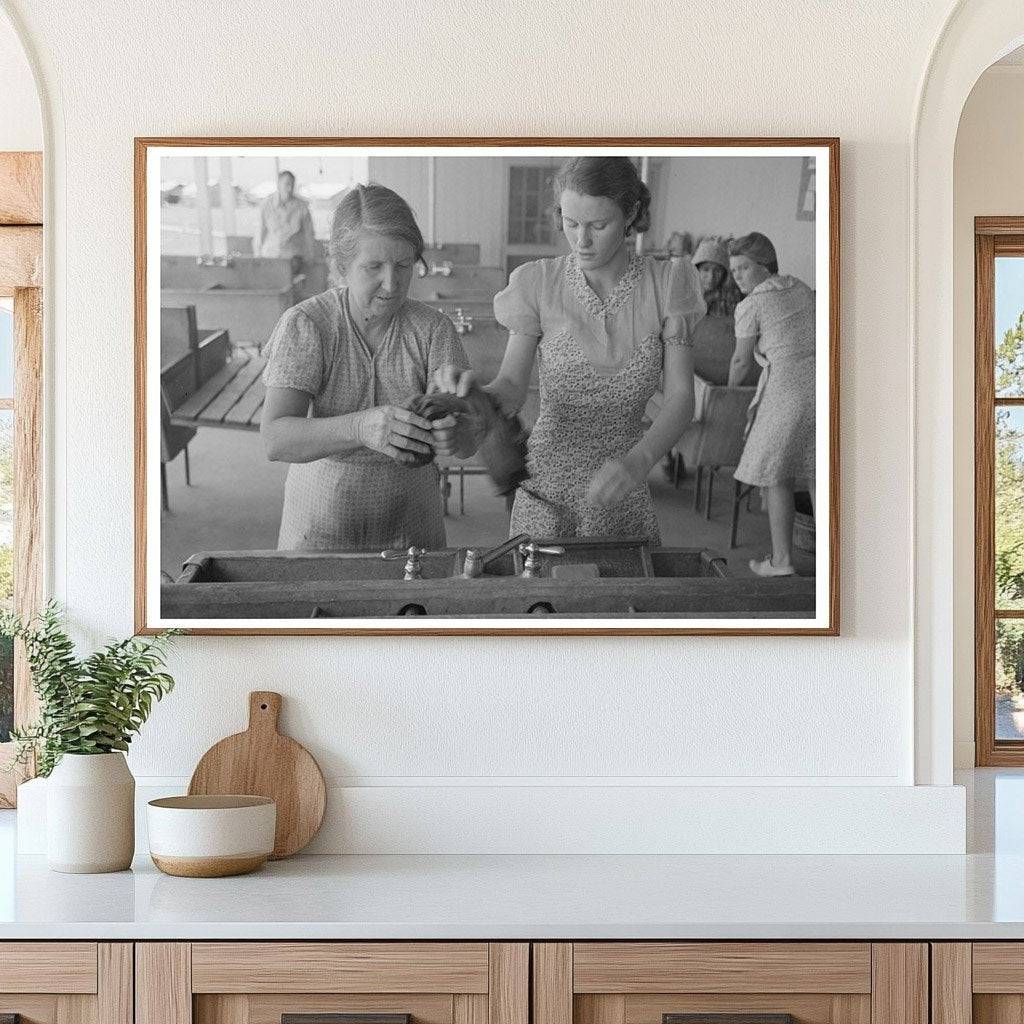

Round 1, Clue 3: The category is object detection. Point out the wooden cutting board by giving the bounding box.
[188,691,326,859]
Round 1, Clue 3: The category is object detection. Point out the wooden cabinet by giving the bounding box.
[533,943,928,1024]
[0,938,948,1024]
[136,943,528,1024]
[930,943,1024,1024]
[0,942,132,1024]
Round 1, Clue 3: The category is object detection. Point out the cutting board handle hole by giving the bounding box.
[260,702,268,710]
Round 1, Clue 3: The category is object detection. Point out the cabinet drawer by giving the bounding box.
[0,942,130,1024]
[0,942,98,993]
[191,942,490,993]
[139,942,528,1024]
[534,943,925,1024]
[572,943,872,994]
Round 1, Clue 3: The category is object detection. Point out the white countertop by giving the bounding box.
[1,769,1021,941]
[1,848,1023,940]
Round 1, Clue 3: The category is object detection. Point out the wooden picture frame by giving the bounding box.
[975,217,1024,765]
[136,137,840,636]
[797,156,816,222]
[0,150,43,806]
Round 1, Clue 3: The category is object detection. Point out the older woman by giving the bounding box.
[260,183,469,551]
[434,156,705,544]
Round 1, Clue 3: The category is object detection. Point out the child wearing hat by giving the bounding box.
[687,236,751,386]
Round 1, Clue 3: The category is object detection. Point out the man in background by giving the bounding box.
[256,170,317,259]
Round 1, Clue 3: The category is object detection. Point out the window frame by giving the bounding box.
[0,151,43,806]
[975,217,1024,765]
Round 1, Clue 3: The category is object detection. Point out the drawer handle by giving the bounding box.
[283,1016,412,1024]
[664,1016,797,1024]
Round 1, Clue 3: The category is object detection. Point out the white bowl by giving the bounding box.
[147,795,276,877]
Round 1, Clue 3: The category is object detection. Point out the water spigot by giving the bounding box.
[452,307,474,335]
[381,546,427,581]
[518,542,566,578]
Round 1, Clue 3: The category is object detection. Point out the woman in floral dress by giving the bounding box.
[727,232,816,577]
[433,157,705,544]
[261,183,468,551]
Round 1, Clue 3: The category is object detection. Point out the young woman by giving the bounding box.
[433,157,705,544]
[727,232,816,576]
[260,183,468,551]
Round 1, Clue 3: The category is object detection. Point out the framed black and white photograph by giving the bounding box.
[135,138,839,635]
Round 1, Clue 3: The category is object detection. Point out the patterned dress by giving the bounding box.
[262,288,469,550]
[493,252,705,544]
[733,274,816,488]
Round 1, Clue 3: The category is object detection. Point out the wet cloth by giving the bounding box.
[262,288,469,550]
[733,274,816,487]
[408,389,529,496]
[493,252,705,543]
[257,193,317,259]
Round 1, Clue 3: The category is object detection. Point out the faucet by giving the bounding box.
[461,534,530,578]
[195,254,234,268]
[452,307,474,335]
[417,259,453,278]
[460,535,565,579]
[381,546,426,581]
[518,541,566,578]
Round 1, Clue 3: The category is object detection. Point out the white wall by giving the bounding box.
[652,157,816,287]
[952,65,1024,767]
[434,158,506,266]
[0,9,40,150]
[0,0,975,852]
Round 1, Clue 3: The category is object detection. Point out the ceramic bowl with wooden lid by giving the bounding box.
[146,795,276,877]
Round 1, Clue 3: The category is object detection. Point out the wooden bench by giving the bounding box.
[169,348,267,432]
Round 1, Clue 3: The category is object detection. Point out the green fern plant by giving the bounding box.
[1,602,179,777]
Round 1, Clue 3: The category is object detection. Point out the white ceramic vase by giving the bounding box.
[46,752,135,873]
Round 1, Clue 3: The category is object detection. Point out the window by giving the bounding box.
[0,150,43,805]
[507,165,558,247]
[0,299,11,744]
[976,221,1024,764]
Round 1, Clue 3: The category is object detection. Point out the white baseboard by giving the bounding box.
[17,778,967,856]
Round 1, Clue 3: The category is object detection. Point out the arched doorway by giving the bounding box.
[913,0,1024,784]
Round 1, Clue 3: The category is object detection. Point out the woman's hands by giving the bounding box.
[355,405,435,465]
[586,451,651,508]
[431,364,522,418]
[430,365,476,398]
[430,413,466,458]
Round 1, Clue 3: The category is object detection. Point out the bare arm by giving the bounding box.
[728,333,758,387]
[431,331,539,414]
[255,203,268,256]
[630,335,696,473]
[261,386,434,465]
[587,314,695,508]
[483,332,539,414]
